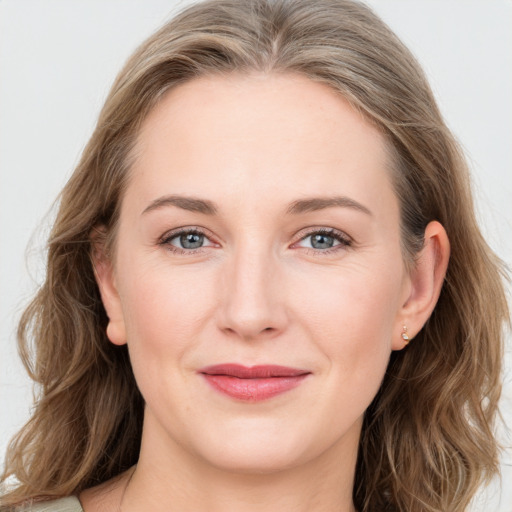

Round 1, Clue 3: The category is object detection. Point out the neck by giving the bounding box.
[120,413,360,512]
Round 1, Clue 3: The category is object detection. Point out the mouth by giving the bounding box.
[198,364,311,402]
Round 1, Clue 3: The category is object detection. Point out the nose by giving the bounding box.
[217,244,288,341]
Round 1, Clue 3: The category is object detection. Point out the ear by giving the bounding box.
[90,227,127,346]
[392,220,450,350]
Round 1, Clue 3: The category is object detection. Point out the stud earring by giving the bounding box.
[401,325,410,344]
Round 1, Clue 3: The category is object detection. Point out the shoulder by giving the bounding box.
[17,497,83,512]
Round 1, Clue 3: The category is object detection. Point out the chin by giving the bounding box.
[199,438,311,475]
[185,415,355,476]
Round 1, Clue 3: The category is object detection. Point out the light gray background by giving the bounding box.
[1,1,511,510]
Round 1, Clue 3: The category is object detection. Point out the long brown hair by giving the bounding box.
[1,1,509,511]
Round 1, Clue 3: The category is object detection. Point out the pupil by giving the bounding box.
[180,233,203,249]
[311,234,334,249]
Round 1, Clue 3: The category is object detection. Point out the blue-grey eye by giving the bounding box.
[310,233,335,249]
[177,232,204,249]
[295,229,350,252]
[162,229,216,252]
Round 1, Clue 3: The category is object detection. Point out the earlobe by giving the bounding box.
[392,221,450,350]
[90,228,127,346]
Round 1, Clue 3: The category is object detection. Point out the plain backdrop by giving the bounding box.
[1,1,511,510]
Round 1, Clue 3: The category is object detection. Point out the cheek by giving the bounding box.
[292,261,403,381]
[116,263,220,413]
[296,260,402,337]
[117,261,216,363]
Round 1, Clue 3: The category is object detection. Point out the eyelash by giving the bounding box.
[158,227,216,255]
[158,227,353,256]
[293,227,353,255]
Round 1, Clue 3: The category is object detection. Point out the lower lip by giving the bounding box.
[201,374,309,401]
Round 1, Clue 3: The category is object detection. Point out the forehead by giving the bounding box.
[126,72,396,217]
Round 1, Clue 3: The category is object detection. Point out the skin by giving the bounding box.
[84,73,449,512]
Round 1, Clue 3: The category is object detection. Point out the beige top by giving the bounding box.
[21,497,83,512]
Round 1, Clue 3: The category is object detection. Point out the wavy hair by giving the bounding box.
[1,1,509,511]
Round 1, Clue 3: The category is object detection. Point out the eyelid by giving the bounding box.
[158,226,219,253]
[291,226,353,253]
[157,225,352,255]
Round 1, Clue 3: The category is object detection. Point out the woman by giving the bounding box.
[0,0,509,511]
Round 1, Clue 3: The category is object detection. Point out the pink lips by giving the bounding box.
[199,364,310,402]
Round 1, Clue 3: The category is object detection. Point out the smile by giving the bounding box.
[199,364,311,401]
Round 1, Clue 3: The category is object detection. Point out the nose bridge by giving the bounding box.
[219,236,286,339]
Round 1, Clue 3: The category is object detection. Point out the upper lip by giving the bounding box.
[199,364,310,378]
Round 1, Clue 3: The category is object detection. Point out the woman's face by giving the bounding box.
[100,73,414,474]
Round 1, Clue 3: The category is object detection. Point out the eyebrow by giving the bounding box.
[142,194,371,217]
[286,196,372,216]
[142,195,217,216]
